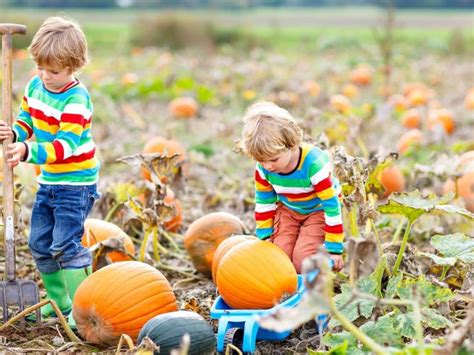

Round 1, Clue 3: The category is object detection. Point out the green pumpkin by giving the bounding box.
[137,311,215,355]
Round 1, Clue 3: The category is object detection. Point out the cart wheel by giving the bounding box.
[223,327,244,354]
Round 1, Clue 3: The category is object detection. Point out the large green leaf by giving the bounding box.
[431,234,474,264]
[394,311,417,339]
[329,275,379,328]
[421,308,452,330]
[385,273,403,299]
[359,313,404,348]
[322,332,358,352]
[377,190,474,223]
[396,275,454,307]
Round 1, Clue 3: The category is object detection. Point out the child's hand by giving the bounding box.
[6,143,26,168]
[0,120,13,141]
[329,254,344,272]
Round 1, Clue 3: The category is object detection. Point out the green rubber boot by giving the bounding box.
[64,266,92,330]
[39,270,73,318]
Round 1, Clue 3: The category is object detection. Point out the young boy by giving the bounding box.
[0,17,100,324]
[239,102,344,273]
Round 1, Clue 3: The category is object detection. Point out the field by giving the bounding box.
[0,6,473,354]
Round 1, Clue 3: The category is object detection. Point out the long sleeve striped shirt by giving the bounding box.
[254,143,344,254]
[13,76,99,185]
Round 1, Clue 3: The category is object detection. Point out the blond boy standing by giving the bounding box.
[240,102,344,273]
[0,17,100,325]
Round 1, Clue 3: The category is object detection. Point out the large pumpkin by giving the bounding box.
[397,129,423,154]
[82,219,135,269]
[137,311,215,355]
[184,212,246,277]
[141,136,186,182]
[216,240,297,309]
[211,234,258,282]
[73,261,178,345]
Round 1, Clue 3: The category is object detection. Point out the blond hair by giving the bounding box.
[29,16,89,71]
[240,102,303,161]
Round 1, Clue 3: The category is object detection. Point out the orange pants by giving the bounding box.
[270,204,325,273]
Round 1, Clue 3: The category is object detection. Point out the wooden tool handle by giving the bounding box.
[1,24,26,281]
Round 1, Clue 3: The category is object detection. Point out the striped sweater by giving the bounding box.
[254,143,344,254]
[13,76,99,185]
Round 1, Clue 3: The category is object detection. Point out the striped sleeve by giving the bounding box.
[13,85,34,142]
[24,96,91,164]
[309,150,344,254]
[254,164,277,239]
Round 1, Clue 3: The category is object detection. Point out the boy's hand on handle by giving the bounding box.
[0,120,13,141]
[329,254,344,272]
[6,143,26,168]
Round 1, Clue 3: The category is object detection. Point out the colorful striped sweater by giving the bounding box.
[13,76,99,185]
[254,143,344,254]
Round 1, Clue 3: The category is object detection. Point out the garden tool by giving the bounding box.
[0,23,41,323]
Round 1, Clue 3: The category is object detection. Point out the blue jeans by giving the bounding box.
[28,184,100,273]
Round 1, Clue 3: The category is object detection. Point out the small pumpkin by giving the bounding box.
[141,136,186,182]
[184,212,246,277]
[211,234,258,282]
[397,129,423,154]
[443,151,474,212]
[73,261,178,345]
[137,311,215,355]
[342,83,358,99]
[464,88,474,110]
[379,165,406,198]
[427,108,455,135]
[216,240,297,309]
[82,218,135,269]
[350,64,373,86]
[401,108,421,129]
[168,97,199,119]
[163,189,183,233]
[330,94,351,114]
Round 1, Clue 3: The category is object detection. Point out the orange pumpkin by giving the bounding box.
[211,234,258,282]
[464,88,474,110]
[397,129,423,154]
[350,64,373,86]
[141,136,186,182]
[168,97,199,119]
[379,165,406,197]
[389,94,409,113]
[73,261,178,345]
[184,212,246,277]
[216,240,297,309]
[304,80,321,97]
[427,108,455,135]
[82,219,135,269]
[342,83,358,99]
[163,189,183,233]
[443,151,474,212]
[330,94,351,114]
[401,109,421,129]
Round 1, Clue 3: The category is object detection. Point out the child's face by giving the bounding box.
[259,148,295,174]
[37,64,74,92]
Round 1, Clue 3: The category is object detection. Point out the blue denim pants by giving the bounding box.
[28,184,100,273]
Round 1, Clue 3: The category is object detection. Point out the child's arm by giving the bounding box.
[254,165,277,240]
[22,95,91,164]
[12,94,34,142]
[310,150,344,256]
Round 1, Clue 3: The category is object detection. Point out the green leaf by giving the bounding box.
[385,273,403,299]
[196,85,215,104]
[359,313,404,348]
[322,332,357,351]
[377,190,473,223]
[430,233,474,264]
[421,308,452,330]
[396,275,453,307]
[394,311,417,339]
[329,274,378,328]
[308,340,349,355]
[418,252,457,266]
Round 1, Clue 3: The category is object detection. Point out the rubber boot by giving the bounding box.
[64,266,92,330]
[39,270,73,318]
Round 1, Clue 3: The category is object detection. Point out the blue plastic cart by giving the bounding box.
[210,272,329,353]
